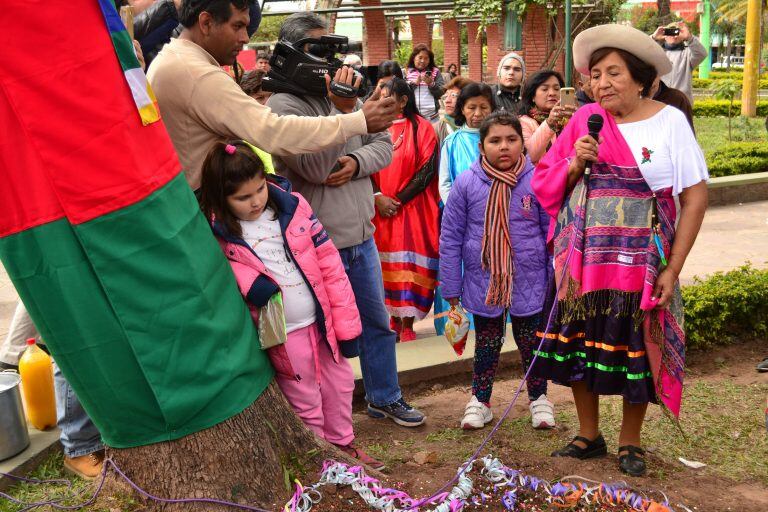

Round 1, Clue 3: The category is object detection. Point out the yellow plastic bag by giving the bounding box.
[444,303,470,356]
[258,293,287,350]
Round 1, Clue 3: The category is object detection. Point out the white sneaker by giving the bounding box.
[461,396,493,430]
[529,394,556,429]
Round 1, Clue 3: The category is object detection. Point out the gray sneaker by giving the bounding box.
[367,398,426,427]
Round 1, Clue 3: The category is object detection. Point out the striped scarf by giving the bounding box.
[96,0,160,126]
[480,155,525,307]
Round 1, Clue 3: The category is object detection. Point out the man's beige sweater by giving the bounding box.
[147,38,368,189]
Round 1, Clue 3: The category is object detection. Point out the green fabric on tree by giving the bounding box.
[0,173,273,448]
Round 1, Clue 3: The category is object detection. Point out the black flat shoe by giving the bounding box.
[618,445,646,477]
[551,434,607,459]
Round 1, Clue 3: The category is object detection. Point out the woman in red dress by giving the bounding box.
[373,77,441,342]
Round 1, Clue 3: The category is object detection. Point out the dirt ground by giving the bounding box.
[308,340,768,511]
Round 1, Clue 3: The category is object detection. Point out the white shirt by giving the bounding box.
[240,210,316,333]
[616,106,708,195]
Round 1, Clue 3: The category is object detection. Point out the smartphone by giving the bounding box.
[663,27,680,36]
[559,87,577,109]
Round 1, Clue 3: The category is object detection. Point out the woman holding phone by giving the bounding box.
[517,70,577,164]
[405,44,445,121]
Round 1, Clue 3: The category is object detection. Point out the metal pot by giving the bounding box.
[0,371,30,461]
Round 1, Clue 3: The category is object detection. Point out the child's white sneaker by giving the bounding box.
[461,396,493,430]
[529,394,556,429]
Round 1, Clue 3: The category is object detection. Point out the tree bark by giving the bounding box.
[103,381,360,511]
[657,0,671,23]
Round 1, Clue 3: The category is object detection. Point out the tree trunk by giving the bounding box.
[103,381,359,511]
[657,0,671,23]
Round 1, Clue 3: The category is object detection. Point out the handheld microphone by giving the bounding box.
[585,114,604,177]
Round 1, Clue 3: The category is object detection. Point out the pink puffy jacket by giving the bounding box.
[213,180,362,379]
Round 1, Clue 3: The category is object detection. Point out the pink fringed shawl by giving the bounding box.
[531,103,686,418]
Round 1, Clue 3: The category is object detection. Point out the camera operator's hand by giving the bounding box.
[324,66,361,114]
[325,156,357,187]
[361,86,398,133]
[652,26,665,41]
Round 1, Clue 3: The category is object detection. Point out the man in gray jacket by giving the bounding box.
[652,21,707,103]
[267,13,426,429]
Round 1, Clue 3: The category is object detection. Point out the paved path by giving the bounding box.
[2,200,767,344]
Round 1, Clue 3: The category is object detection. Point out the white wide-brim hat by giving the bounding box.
[573,24,672,76]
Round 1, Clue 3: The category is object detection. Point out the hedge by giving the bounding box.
[706,71,767,80]
[707,142,768,177]
[683,265,768,351]
[692,99,768,117]
[692,77,768,89]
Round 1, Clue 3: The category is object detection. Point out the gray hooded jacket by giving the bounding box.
[266,94,392,250]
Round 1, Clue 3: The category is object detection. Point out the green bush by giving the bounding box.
[692,78,768,89]
[707,142,768,178]
[706,142,768,177]
[693,99,768,117]
[683,265,768,351]
[707,70,767,80]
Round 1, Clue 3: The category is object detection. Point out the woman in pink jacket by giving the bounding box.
[517,70,576,164]
[200,140,383,470]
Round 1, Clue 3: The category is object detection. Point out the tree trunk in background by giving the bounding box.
[104,382,357,511]
[657,0,672,23]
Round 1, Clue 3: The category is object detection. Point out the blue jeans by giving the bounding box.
[337,237,401,407]
[53,364,103,458]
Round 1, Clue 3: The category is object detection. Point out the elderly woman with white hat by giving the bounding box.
[531,24,708,477]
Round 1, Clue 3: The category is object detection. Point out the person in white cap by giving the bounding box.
[491,52,525,112]
[530,24,708,478]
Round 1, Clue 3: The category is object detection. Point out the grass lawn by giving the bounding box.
[695,115,768,159]
[0,452,138,512]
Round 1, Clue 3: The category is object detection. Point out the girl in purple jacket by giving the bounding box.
[200,141,383,469]
[440,112,555,431]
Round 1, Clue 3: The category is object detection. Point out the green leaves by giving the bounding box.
[692,99,768,116]
[682,264,768,350]
[707,141,768,177]
[708,78,741,101]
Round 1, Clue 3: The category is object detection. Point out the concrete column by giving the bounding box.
[521,5,565,74]
[486,23,503,83]
[360,0,391,65]
[466,21,483,82]
[409,10,431,48]
[442,18,461,74]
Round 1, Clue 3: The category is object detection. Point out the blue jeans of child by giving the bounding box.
[337,237,402,407]
[53,364,103,458]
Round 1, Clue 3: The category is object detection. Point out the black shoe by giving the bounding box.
[757,357,768,373]
[618,445,646,476]
[551,434,607,459]
[367,398,426,427]
[0,361,19,372]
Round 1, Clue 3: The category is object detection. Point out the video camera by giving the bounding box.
[262,34,365,98]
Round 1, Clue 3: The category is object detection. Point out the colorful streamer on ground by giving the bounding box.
[284,457,681,512]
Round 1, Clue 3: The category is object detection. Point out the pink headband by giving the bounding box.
[224,144,237,155]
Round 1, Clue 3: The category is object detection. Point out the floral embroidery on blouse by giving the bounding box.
[640,147,654,164]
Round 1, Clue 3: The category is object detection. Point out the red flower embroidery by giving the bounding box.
[641,147,654,164]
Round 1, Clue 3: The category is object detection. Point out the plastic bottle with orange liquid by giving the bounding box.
[18,338,57,430]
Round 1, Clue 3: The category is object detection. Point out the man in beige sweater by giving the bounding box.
[147,0,397,190]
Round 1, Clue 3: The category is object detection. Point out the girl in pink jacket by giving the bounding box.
[200,141,383,470]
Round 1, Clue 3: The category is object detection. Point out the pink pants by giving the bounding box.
[275,323,355,446]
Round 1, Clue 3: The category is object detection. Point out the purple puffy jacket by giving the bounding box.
[439,157,551,318]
